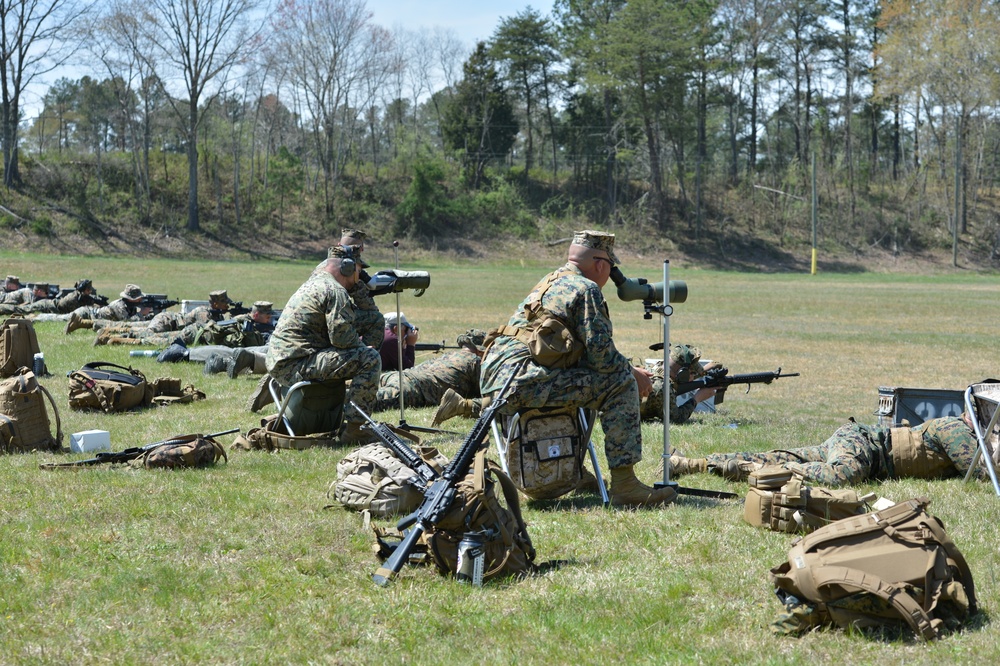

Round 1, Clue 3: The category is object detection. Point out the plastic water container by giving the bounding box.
[70,430,111,453]
[129,350,159,357]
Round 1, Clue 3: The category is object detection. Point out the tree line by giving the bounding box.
[4,0,1000,264]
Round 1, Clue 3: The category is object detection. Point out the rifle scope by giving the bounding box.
[610,267,687,303]
[367,270,431,292]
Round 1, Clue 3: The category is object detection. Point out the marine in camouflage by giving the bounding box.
[265,268,380,421]
[373,348,481,413]
[704,416,979,486]
[639,359,700,424]
[479,262,642,470]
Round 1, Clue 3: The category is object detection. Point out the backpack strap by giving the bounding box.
[809,565,940,641]
[70,370,116,413]
[35,381,63,449]
[484,455,537,565]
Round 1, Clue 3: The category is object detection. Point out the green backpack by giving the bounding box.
[770,497,976,640]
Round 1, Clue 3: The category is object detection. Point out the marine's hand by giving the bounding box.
[694,387,718,403]
[632,366,654,399]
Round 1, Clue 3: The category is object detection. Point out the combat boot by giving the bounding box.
[246,375,273,413]
[431,389,474,426]
[105,336,143,346]
[227,348,255,379]
[609,464,677,508]
[65,312,92,335]
[92,329,115,346]
[667,455,708,478]
[575,468,602,495]
[157,342,189,363]
[710,459,760,482]
[203,354,228,375]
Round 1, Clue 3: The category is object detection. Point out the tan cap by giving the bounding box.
[121,284,144,300]
[571,230,620,265]
[340,228,367,242]
[209,290,230,303]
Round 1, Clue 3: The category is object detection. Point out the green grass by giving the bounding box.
[2,250,1000,664]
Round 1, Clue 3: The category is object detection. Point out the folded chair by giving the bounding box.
[491,406,608,505]
[268,377,346,438]
[963,381,1000,495]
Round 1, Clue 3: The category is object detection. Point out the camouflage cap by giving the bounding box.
[670,344,702,368]
[571,230,620,265]
[340,228,367,243]
[75,279,92,291]
[251,301,273,314]
[121,284,144,300]
[5,275,20,284]
[456,328,487,351]
[32,282,49,291]
[209,290,230,303]
[328,245,358,260]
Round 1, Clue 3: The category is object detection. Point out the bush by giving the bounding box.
[30,214,53,236]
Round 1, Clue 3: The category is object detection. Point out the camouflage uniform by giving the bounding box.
[479,262,642,470]
[20,289,97,315]
[639,345,708,424]
[705,416,979,487]
[340,227,385,350]
[374,349,481,413]
[265,266,380,421]
[0,286,31,305]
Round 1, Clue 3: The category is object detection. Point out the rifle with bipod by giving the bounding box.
[39,428,240,469]
[370,360,524,586]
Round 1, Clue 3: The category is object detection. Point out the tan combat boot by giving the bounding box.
[103,335,143,346]
[65,312,93,334]
[609,464,677,508]
[340,421,377,446]
[92,329,115,346]
[431,389,474,426]
[667,455,708,478]
[575,468,602,494]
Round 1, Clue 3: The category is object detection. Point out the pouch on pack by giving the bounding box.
[770,497,977,641]
[0,368,62,454]
[330,442,448,518]
[501,406,586,500]
[743,467,871,533]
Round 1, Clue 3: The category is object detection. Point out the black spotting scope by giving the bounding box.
[610,267,687,303]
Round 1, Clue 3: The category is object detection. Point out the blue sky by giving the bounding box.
[365,0,555,44]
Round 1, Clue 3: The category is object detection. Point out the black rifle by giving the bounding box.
[676,367,799,405]
[371,361,523,587]
[39,428,240,469]
[414,341,460,353]
[138,295,180,316]
[350,404,440,491]
[227,301,251,317]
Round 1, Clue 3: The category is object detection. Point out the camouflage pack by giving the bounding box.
[129,434,227,469]
[770,497,976,640]
[499,406,586,500]
[330,442,448,518]
[68,362,152,412]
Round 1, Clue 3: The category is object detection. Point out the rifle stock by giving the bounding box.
[372,360,523,586]
[40,428,240,469]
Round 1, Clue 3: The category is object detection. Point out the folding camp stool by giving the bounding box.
[268,377,346,437]
[963,382,1000,495]
[491,407,609,505]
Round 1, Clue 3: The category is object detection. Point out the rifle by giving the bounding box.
[414,341,460,353]
[371,360,523,587]
[675,367,799,405]
[350,404,440,491]
[228,301,251,317]
[39,428,240,469]
[138,295,180,315]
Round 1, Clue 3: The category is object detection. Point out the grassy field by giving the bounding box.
[2,249,999,665]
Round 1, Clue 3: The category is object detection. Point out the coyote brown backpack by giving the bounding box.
[500,406,586,500]
[330,442,448,518]
[770,497,977,641]
[0,317,41,378]
[0,368,62,454]
[68,362,153,412]
[743,467,871,533]
[129,434,228,469]
[424,449,537,582]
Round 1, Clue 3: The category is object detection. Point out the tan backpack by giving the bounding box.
[231,414,338,451]
[330,442,448,518]
[68,362,153,412]
[770,497,976,640]
[129,434,228,469]
[500,407,586,500]
[743,467,871,533]
[0,317,42,378]
[0,368,62,454]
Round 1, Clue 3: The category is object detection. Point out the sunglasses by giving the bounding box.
[592,256,613,268]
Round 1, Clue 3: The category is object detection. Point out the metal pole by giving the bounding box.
[394,241,406,424]
[657,259,677,490]
[811,149,818,275]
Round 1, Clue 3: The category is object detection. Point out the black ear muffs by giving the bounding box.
[339,250,357,277]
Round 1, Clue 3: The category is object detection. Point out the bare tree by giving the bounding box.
[139,0,266,232]
[0,0,87,188]
[271,0,397,218]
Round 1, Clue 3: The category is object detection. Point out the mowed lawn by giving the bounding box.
[2,248,999,665]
